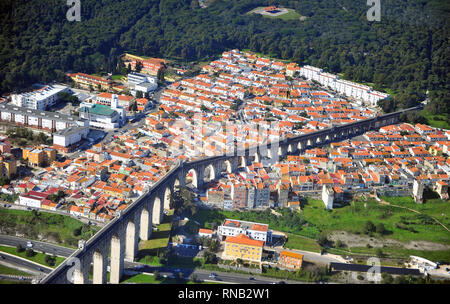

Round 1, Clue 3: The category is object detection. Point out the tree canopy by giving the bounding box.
[0,0,448,114]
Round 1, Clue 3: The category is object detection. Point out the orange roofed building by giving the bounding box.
[224,234,264,263]
[278,250,303,270]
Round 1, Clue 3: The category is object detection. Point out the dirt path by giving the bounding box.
[374,194,450,233]
[329,230,450,251]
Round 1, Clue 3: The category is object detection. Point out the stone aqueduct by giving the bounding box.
[39,106,420,284]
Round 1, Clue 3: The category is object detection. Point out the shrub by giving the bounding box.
[153,270,161,280]
[45,254,56,266]
[364,221,376,234]
[376,223,386,235]
[73,226,82,237]
[16,244,25,253]
[381,273,393,284]
[317,234,329,247]
[25,248,35,257]
[375,248,383,258]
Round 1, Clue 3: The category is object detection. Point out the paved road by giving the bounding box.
[0,235,74,258]
[0,251,52,275]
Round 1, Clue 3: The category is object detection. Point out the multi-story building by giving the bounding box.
[0,104,88,132]
[68,73,112,90]
[0,153,17,179]
[231,183,248,209]
[218,219,272,244]
[23,148,43,167]
[127,72,158,95]
[53,126,89,150]
[223,234,264,263]
[18,191,49,208]
[11,84,69,110]
[278,250,303,270]
[23,146,56,167]
[0,137,11,154]
[79,103,122,129]
[322,185,334,209]
[126,56,166,76]
[254,183,270,208]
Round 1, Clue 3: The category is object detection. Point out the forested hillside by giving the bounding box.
[0,0,448,116]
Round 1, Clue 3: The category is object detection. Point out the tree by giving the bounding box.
[135,61,143,73]
[317,234,329,247]
[157,69,165,83]
[191,273,199,283]
[236,258,244,267]
[177,271,184,282]
[153,270,161,280]
[73,226,82,237]
[16,244,25,253]
[204,250,218,264]
[376,223,386,235]
[25,248,35,257]
[381,273,393,284]
[364,221,376,234]
[45,254,56,266]
[375,248,383,258]
[208,239,220,253]
[0,177,11,186]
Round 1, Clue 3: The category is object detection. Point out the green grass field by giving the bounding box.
[0,208,98,247]
[0,245,65,267]
[137,216,173,263]
[303,198,450,244]
[420,110,450,130]
[111,74,125,81]
[0,264,31,276]
[284,233,321,253]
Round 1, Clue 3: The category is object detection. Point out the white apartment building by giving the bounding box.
[299,65,389,106]
[11,84,69,110]
[217,219,272,244]
[53,126,89,148]
[127,72,158,95]
[0,104,87,132]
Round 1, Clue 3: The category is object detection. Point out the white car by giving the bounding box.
[26,241,33,248]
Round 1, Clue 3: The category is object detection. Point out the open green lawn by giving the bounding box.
[0,245,65,268]
[284,233,321,253]
[137,215,173,263]
[0,208,98,248]
[303,198,450,245]
[420,110,450,130]
[0,264,31,276]
[111,74,125,81]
